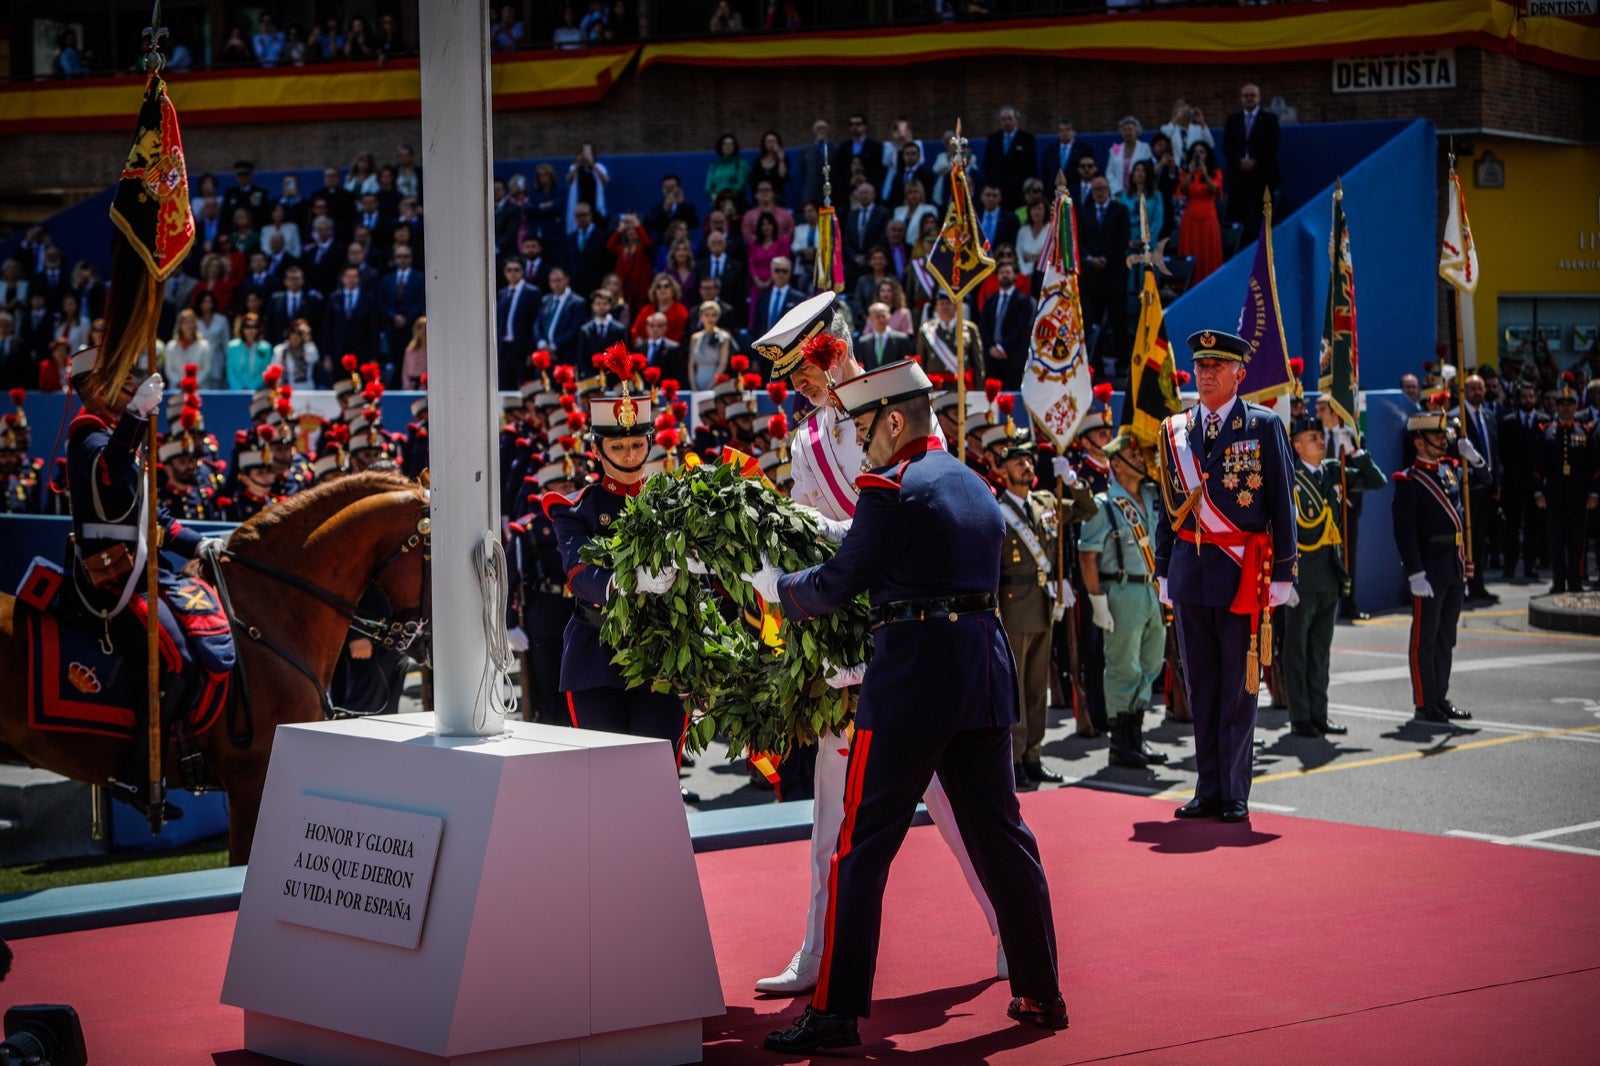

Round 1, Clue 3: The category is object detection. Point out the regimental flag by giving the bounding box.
[814,204,845,294]
[1318,182,1361,441]
[923,159,994,302]
[1439,165,1478,294]
[90,74,196,401]
[1022,191,1092,447]
[1122,268,1182,449]
[1235,190,1295,419]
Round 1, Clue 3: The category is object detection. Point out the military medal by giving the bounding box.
[1231,417,1242,430]
[600,513,611,526]
[1247,472,1263,490]
[1237,489,1254,507]
[1223,473,1240,490]
[1012,547,1022,563]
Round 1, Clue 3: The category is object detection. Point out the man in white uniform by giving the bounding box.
[752,291,1002,994]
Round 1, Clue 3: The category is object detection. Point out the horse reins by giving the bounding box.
[199,511,432,747]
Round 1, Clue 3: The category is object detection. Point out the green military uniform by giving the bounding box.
[998,472,1095,774]
[1078,475,1165,754]
[1284,448,1385,730]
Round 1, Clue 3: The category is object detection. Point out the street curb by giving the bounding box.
[1528,593,1600,635]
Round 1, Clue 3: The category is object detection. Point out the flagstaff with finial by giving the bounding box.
[924,120,995,430]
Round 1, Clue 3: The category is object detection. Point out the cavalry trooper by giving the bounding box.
[506,451,577,726]
[1392,401,1474,724]
[1,392,43,514]
[1283,415,1384,738]
[1078,433,1170,768]
[1533,375,1599,594]
[995,431,1094,787]
[1154,330,1297,824]
[748,358,1067,1053]
[157,429,218,521]
[748,291,1004,998]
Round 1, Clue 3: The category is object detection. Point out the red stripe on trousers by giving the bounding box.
[1409,596,1425,707]
[813,727,872,1011]
[566,691,579,728]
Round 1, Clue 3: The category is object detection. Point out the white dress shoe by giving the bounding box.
[996,936,1009,981]
[755,949,822,995]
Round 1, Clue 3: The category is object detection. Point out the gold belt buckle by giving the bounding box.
[1036,571,1047,588]
[1455,533,1463,546]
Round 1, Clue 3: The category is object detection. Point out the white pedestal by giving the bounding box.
[221,714,723,1065]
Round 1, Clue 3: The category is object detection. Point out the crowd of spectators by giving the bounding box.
[2,92,1291,394]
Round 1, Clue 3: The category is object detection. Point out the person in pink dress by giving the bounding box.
[746,210,793,321]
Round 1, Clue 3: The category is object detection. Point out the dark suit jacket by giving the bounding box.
[267,289,324,346]
[576,318,627,378]
[975,208,1019,252]
[842,204,890,271]
[323,287,380,360]
[981,129,1039,209]
[832,137,887,190]
[696,258,748,329]
[799,140,834,207]
[637,337,687,386]
[15,308,58,362]
[377,268,427,354]
[979,288,1036,392]
[858,329,914,370]
[643,200,701,246]
[497,282,541,362]
[1076,199,1131,285]
[885,164,935,209]
[1222,109,1281,191]
[235,272,281,308]
[1498,407,1551,477]
[749,286,805,340]
[1043,138,1096,186]
[535,290,585,365]
[1450,403,1500,490]
[302,240,345,298]
[563,225,610,296]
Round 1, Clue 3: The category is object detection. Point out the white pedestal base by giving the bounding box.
[222,714,721,1065]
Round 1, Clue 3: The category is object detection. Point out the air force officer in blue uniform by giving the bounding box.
[1154,330,1297,824]
[747,357,1067,1053]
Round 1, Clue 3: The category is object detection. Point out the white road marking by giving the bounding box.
[1519,819,1600,842]
[1445,829,1600,858]
[1324,702,1600,743]
[1246,801,1298,813]
[1328,651,1600,685]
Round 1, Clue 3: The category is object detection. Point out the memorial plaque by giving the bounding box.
[263,794,444,949]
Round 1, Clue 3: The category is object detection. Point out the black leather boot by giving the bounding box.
[1108,713,1148,768]
[1134,708,1168,763]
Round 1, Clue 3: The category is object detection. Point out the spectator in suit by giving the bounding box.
[843,181,890,287]
[834,114,887,193]
[312,166,355,240]
[799,118,833,208]
[1104,116,1154,196]
[981,105,1038,211]
[1222,83,1281,243]
[1159,98,1214,175]
[378,246,426,378]
[0,260,28,314]
[885,141,934,211]
[858,302,914,370]
[1071,155,1100,211]
[324,265,380,368]
[976,184,1020,253]
[31,248,68,312]
[1076,177,1131,377]
[344,241,380,292]
[636,311,687,385]
[261,200,303,260]
[15,292,58,368]
[750,257,804,342]
[565,202,609,296]
[643,173,700,247]
[697,230,747,330]
[980,262,1036,392]
[496,260,540,390]
[699,207,746,260]
[516,234,552,293]
[235,251,281,309]
[695,276,736,339]
[268,265,323,349]
[851,247,896,322]
[880,218,915,283]
[1047,118,1095,186]
[536,267,586,368]
[301,217,343,297]
[222,159,272,231]
[0,312,28,390]
[355,192,393,251]
[577,289,627,378]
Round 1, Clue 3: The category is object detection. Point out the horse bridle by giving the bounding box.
[200,509,432,746]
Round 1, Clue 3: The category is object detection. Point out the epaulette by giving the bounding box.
[1393,469,1411,481]
[856,472,901,492]
[68,412,108,435]
[30,457,43,472]
[507,520,527,535]
[541,485,588,518]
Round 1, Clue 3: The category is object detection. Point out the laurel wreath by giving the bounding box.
[579,459,873,758]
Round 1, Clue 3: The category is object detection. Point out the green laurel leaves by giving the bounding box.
[580,460,872,758]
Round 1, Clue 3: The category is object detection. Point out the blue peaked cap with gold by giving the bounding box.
[1187,329,1252,363]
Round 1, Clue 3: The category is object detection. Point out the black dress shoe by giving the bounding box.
[764,1006,861,1052]
[1439,702,1472,721]
[1007,995,1069,1030]
[1315,720,1349,735]
[1339,609,1371,622]
[1220,800,1250,823]
[1140,744,1170,764]
[681,788,701,804]
[1174,797,1222,819]
[1014,764,1037,790]
[1289,722,1321,738]
[1413,705,1450,723]
[1024,761,1064,784]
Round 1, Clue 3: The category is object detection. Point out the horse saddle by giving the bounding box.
[16,557,236,743]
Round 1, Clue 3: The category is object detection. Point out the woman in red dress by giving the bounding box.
[1178,142,1224,284]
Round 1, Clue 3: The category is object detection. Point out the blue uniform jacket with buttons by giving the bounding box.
[776,437,1020,734]
[1391,457,1467,588]
[69,410,202,577]
[545,481,631,692]
[508,503,574,640]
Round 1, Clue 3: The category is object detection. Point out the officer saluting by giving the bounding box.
[748,359,1067,1053]
[1393,400,1475,723]
[1154,330,1297,823]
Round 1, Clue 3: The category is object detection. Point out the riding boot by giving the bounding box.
[1135,708,1168,764]
[1108,713,1149,768]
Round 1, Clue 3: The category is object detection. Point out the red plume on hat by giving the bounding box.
[179,405,200,431]
[766,381,788,405]
[257,422,278,443]
[557,434,577,450]
[341,354,359,372]
[1093,382,1113,404]
[1289,357,1305,377]
[8,387,25,412]
[643,366,662,387]
[1428,390,1450,410]
[996,394,1015,417]
[597,342,633,386]
[657,427,681,450]
[671,400,689,420]
[653,412,676,431]
[275,398,293,418]
[1562,371,1577,385]
[559,394,577,413]
[713,373,730,385]
[801,333,845,372]
[767,413,789,439]
[566,410,588,432]
[729,354,749,374]
[360,362,382,384]
[180,374,199,394]
[660,379,680,401]
[742,373,762,391]
[363,381,384,402]
[628,352,647,375]
[530,350,552,371]
[984,378,1002,403]
[552,364,576,386]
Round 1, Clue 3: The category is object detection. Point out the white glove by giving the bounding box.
[684,554,708,575]
[633,564,678,595]
[1268,581,1295,608]
[197,536,228,557]
[1456,439,1484,468]
[822,660,867,688]
[1089,592,1113,631]
[1157,576,1171,607]
[1051,455,1079,486]
[1286,587,1301,608]
[795,504,852,545]
[740,552,784,603]
[1408,572,1434,599]
[130,373,164,417]
[506,625,529,652]
[1057,580,1076,608]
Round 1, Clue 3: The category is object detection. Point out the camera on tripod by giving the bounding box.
[0,1005,88,1066]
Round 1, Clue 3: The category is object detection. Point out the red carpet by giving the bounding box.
[5,789,1598,1064]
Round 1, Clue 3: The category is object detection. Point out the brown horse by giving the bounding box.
[0,470,431,864]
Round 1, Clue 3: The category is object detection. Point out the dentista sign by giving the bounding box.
[1332,50,1456,93]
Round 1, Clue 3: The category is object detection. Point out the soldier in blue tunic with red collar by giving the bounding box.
[751,359,1066,1054]
[1,390,43,514]
[544,383,688,756]
[1154,330,1297,824]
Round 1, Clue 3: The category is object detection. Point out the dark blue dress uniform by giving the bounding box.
[160,477,216,521]
[508,495,575,725]
[1392,453,1468,717]
[1154,338,1297,814]
[774,434,1061,1021]
[2,456,44,514]
[1532,413,1598,593]
[545,473,686,749]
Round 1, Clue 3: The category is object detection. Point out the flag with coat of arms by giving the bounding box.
[1021,189,1093,447]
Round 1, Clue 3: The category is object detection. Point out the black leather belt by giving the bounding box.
[870,592,998,630]
[573,600,605,627]
[1427,532,1465,547]
[1100,572,1155,585]
[998,574,1047,588]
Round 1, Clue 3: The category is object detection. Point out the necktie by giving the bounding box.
[1245,111,1255,140]
[1061,147,1069,172]
[858,211,868,244]
[504,286,520,341]
[1004,132,1013,154]
[345,291,355,315]
[875,334,884,363]
[649,341,658,363]
[770,288,781,326]
[397,270,407,295]
[1096,204,1105,225]
[1476,410,1490,465]
[997,291,1009,323]
[287,293,297,317]
[712,257,722,280]
[984,211,995,241]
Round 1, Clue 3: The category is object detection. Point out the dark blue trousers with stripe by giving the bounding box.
[1172,604,1259,804]
[812,725,1059,1018]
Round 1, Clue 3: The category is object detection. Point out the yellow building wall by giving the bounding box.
[1462,139,1600,376]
